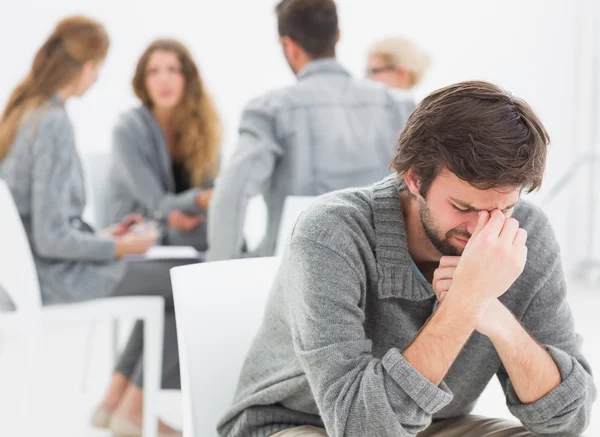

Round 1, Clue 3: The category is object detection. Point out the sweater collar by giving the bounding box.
[137,105,176,192]
[371,175,435,301]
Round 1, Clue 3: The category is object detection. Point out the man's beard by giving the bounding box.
[418,197,471,256]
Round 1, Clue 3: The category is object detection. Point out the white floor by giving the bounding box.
[0,280,598,437]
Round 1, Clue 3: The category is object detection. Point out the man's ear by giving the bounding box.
[403,169,422,198]
[280,36,297,57]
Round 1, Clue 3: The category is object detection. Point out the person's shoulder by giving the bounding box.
[26,101,70,134]
[350,79,417,110]
[290,186,376,254]
[243,86,295,115]
[355,77,390,93]
[113,106,150,133]
[343,77,389,96]
[245,75,353,113]
[18,101,71,149]
[513,200,556,247]
[16,101,73,160]
[512,199,561,278]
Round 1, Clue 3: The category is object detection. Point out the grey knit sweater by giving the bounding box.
[218,175,596,437]
[106,106,214,251]
[0,97,125,305]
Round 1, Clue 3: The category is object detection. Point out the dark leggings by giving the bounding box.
[111,259,198,389]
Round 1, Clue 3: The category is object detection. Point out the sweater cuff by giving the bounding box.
[158,189,202,216]
[382,348,453,415]
[100,237,119,260]
[506,345,589,423]
[176,188,202,214]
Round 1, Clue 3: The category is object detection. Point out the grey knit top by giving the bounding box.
[218,175,596,437]
[0,97,125,305]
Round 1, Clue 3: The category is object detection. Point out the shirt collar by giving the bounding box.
[297,58,351,81]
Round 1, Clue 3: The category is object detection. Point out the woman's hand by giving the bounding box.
[195,189,214,210]
[98,214,144,237]
[168,209,203,231]
[114,227,158,258]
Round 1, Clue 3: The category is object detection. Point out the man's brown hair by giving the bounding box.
[392,81,550,196]
[275,0,338,58]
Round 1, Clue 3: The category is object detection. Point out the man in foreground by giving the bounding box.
[219,81,596,437]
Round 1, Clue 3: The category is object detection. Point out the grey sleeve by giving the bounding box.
[287,236,453,437]
[31,112,116,261]
[206,98,283,261]
[394,95,416,128]
[112,121,203,216]
[497,251,597,436]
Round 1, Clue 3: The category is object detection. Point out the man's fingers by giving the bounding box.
[433,267,456,282]
[439,256,460,268]
[471,210,490,239]
[513,228,528,247]
[499,218,520,245]
[480,210,505,238]
[434,280,452,295]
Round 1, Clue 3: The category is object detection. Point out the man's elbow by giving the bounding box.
[525,404,593,437]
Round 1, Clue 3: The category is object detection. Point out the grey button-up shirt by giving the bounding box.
[207,59,415,260]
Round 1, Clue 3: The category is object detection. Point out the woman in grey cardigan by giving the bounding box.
[0,17,187,437]
[99,38,221,436]
[106,39,222,252]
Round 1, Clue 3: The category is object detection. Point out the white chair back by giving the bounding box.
[243,195,268,252]
[83,152,112,228]
[171,257,281,437]
[275,196,316,256]
[0,180,42,311]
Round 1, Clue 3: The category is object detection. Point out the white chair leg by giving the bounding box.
[110,319,119,365]
[21,324,42,437]
[80,318,119,394]
[80,323,96,393]
[142,310,164,437]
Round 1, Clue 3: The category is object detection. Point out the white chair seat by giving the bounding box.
[0,296,163,329]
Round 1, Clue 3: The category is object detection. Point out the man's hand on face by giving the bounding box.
[432,210,528,336]
[433,256,509,336]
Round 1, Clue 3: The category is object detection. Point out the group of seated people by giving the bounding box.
[0,0,596,436]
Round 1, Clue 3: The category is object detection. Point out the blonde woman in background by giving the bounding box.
[93,39,222,437]
[106,39,222,252]
[0,17,154,308]
[0,16,193,437]
[366,36,431,102]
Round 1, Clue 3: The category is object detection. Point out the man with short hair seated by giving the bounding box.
[207,0,415,261]
[218,81,596,437]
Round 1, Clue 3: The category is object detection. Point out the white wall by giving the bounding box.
[0,0,596,270]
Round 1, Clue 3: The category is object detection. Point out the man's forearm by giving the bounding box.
[403,293,487,385]
[486,302,562,404]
